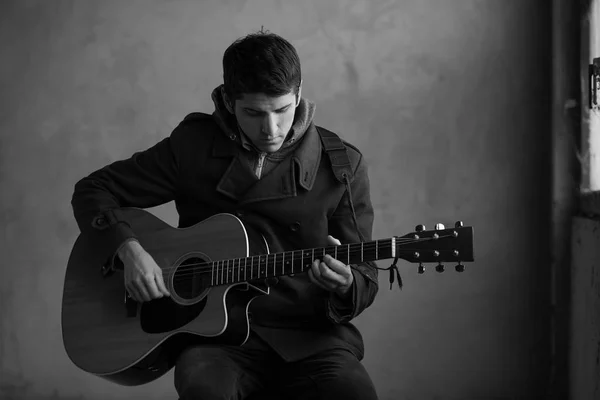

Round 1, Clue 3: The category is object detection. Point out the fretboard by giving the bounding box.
[210,238,395,286]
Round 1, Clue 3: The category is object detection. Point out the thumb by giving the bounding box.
[327,235,341,245]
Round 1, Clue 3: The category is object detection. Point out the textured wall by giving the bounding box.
[0,1,552,399]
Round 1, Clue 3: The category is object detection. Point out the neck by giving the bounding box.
[210,238,396,286]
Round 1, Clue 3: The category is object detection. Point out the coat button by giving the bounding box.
[289,222,301,232]
[92,216,108,229]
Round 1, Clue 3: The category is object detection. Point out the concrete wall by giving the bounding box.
[0,1,552,399]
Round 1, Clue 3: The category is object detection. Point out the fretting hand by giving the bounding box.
[308,235,354,297]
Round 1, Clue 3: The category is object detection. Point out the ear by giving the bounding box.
[221,86,235,114]
[295,80,303,107]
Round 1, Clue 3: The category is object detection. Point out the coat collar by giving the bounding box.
[212,122,322,204]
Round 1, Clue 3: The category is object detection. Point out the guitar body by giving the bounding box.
[61,208,270,386]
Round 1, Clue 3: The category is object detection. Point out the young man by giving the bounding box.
[71,30,380,400]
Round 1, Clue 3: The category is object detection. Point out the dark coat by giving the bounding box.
[71,112,379,362]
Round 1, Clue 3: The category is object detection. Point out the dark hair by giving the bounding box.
[222,28,301,101]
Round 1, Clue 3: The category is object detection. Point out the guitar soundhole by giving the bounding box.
[139,255,212,334]
[172,256,212,300]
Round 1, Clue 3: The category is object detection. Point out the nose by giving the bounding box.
[261,114,278,136]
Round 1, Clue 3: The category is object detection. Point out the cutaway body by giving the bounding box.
[61,209,269,385]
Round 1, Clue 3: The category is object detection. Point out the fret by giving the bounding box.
[214,261,218,285]
[347,244,350,265]
[228,259,232,284]
[211,261,215,286]
[225,259,229,284]
[250,256,255,279]
[233,259,236,282]
[236,258,240,283]
[272,253,276,276]
[244,257,247,281]
[257,256,263,278]
[215,261,219,285]
[361,242,364,263]
[231,259,236,283]
[226,259,230,283]
[220,260,224,285]
[282,252,285,275]
[375,240,378,259]
[334,245,337,260]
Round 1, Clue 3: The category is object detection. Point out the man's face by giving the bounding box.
[225,87,301,153]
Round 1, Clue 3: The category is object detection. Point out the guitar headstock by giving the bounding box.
[395,221,474,273]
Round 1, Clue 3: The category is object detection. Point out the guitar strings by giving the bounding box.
[162,236,420,276]
[167,235,455,282]
[160,234,460,284]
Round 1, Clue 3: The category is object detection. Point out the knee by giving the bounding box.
[315,360,378,400]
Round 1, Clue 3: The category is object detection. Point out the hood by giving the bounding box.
[210,84,316,154]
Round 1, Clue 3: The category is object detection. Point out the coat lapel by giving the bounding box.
[213,123,323,204]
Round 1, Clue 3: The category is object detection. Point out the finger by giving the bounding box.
[135,280,153,302]
[323,255,351,277]
[311,260,323,280]
[308,269,330,291]
[308,268,316,284]
[314,261,341,289]
[126,283,142,303]
[155,272,170,296]
[319,262,344,286]
[143,274,163,299]
[327,235,342,245]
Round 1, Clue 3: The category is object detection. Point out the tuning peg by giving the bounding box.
[435,263,445,273]
[418,263,425,274]
[435,223,445,230]
[455,262,465,272]
[415,224,426,232]
[455,221,464,228]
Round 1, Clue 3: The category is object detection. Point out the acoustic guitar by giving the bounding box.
[61,208,474,386]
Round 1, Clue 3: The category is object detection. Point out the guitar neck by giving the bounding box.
[210,238,395,286]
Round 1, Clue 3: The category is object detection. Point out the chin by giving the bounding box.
[261,144,284,153]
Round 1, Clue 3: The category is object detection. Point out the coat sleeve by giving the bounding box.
[326,152,379,323]
[70,126,184,264]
